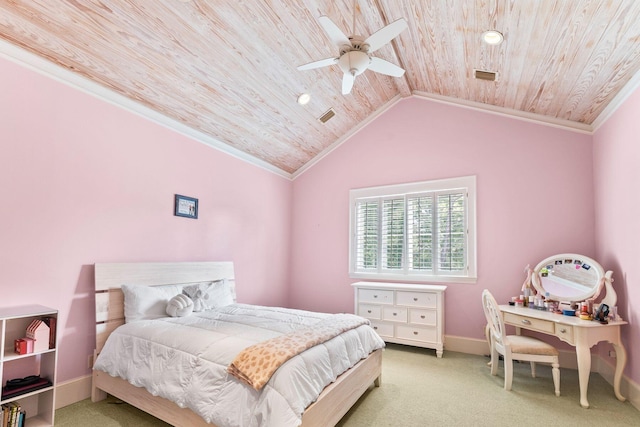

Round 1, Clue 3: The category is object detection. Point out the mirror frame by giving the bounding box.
[531,253,606,303]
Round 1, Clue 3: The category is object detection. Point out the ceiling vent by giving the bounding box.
[474,69,497,81]
[318,108,336,123]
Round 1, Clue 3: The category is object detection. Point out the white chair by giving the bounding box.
[481,289,560,396]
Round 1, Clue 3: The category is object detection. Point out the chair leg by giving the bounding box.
[490,341,499,376]
[485,324,492,367]
[504,357,513,391]
[552,361,560,396]
[530,361,537,378]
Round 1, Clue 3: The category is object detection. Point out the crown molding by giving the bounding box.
[412,91,594,134]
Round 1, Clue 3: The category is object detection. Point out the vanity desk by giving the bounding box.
[499,304,627,408]
[503,253,628,408]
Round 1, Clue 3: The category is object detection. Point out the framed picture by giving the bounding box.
[174,194,198,219]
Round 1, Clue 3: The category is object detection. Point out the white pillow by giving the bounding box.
[121,283,185,322]
[183,279,236,312]
[166,294,194,317]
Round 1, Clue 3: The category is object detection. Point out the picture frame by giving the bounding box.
[174,194,198,219]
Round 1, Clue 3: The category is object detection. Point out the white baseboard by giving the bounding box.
[445,334,639,411]
[596,355,640,411]
[55,338,640,414]
[55,375,92,409]
[446,335,580,370]
[444,335,490,356]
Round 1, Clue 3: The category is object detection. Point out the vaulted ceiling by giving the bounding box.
[2,1,640,177]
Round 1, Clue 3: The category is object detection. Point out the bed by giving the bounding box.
[91,262,384,426]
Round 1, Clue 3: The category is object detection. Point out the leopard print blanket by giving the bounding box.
[227,313,369,390]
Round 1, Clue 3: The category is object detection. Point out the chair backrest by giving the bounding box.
[482,289,506,351]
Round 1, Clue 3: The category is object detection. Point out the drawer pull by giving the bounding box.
[373,295,378,298]
[521,319,531,325]
[413,297,418,301]
[560,328,567,333]
[373,326,378,330]
[413,331,419,335]
[393,312,398,316]
[367,310,372,314]
[420,315,426,319]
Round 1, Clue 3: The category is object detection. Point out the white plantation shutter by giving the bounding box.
[437,192,466,273]
[407,195,434,271]
[355,201,379,270]
[381,198,405,270]
[350,176,476,283]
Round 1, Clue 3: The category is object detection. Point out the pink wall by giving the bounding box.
[0,56,293,383]
[4,46,638,391]
[291,97,595,344]
[593,84,640,383]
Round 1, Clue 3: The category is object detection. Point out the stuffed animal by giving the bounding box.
[166,293,194,317]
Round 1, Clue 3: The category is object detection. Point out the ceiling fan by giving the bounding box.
[297,2,408,95]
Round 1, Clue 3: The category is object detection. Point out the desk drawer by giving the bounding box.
[358,304,382,319]
[396,291,437,308]
[503,312,554,334]
[358,288,394,304]
[555,324,574,344]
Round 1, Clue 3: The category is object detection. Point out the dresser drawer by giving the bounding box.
[396,324,437,343]
[503,312,554,334]
[555,324,574,344]
[358,288,394,304]
[396,291,437,308]
[383,306,408,322]
[358,304,382,319]
[370,320,394,339]
[409,309,436,326]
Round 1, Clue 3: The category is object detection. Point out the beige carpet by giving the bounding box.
[55,344,640,426]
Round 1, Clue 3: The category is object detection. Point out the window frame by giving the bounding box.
[349,175,477,284]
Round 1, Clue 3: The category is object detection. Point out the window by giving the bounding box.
[349,176,477,283]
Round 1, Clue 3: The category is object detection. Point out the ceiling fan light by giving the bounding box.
[482,30,504,45]
[338,51,371,76]
[297,93,311,105]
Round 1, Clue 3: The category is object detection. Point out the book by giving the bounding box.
[9,402,20,427]
[43,316,57,349]
[2,404,9,427]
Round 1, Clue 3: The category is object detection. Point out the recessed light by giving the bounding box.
[297,93,311,105]
[482,30,504,45]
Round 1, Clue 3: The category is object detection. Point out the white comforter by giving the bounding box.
[93,303,385,427]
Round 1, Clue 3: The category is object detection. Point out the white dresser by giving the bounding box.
[352,282,446,357]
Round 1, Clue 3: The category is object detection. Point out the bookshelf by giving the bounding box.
[0,305,57,427]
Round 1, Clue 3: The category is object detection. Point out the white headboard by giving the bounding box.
[94,261,235,353]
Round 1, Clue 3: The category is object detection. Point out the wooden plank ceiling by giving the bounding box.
[1,1,640,176]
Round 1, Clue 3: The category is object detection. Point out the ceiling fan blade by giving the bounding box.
[318,16,351,47]
[368,57,405,77]
[364,18,408,53]
[297,57,338,71]
[342,73,355,95]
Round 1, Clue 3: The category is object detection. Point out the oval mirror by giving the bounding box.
[531,253,605,303]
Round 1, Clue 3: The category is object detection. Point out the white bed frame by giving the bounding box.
[91,262,382,427]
